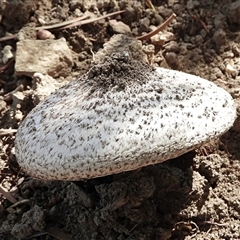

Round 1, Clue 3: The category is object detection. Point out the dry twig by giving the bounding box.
[145,0,156,11]
[0,34,18,42]
[137,13,176,40]
[35,15,89,30]
[0,58,14,74]
[0,184,17,204]
[190,14,210,34]
[3,84,24,101]
[35,10,125,31]
[0,129,17,136]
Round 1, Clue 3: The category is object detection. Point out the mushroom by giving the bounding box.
[15,35,236,181]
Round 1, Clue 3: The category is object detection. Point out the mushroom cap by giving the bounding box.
[15,57,236,180]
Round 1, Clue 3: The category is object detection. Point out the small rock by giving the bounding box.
[31,73,66,104]
[150,34,165,46]
[151,14,163,25]
[195,35,204,45]
[186,0,194,10]
[12,92,25,106]
[221,50,234,59]
[179,45,188,55]
[172,4,185,15]
[214,13,227,29]
[74,8,82,17]
[69,0,80,11]
[168,0,176,7]
[139,17,150,32]
[109,20,131,34]
[14,109,23,121]
[228,1,240,25]
[37,16,46,25]
[164,41,179,53]
[232,44,240,57]
[200,29,207,39]
[225,63,237,75]
[37,29,55,40]
[165,52,177,64]
[2,45,14,64]
[150,30,174,46]
[212,67,223,79]
[192,0,200,8]
[15,38,72,78]
[213,29,226,48]
[197,154,224,185]
[142,44,155,61]
[157,6,173,18]
[204,49,216,63]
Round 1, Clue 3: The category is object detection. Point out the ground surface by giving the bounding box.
[0,0,240,239]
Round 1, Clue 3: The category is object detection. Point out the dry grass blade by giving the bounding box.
[0,58,14,74]
[145,0,156,11]
[137,13,176,40]
[35,10,125,31]
[35,15,89,30]
[0,129,17,136]
[0,184,17,204]
[3,84,24,102]
[0,34,18,42]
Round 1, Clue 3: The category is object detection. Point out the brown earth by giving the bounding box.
[0,0,240,239]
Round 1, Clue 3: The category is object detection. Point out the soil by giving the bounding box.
[0,0,240,240]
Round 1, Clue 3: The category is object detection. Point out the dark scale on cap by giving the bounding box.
[85,52,157,97]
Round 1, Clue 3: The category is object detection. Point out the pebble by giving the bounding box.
[214,13,227,29]
[152,13,163,25]
[186,0,194,10]
[157,6,173,18]
[186,0,200,10]
[167,0,176,7]
[172,4,185,15]
[37,30,55,40]
[148,25,174,46]
[142,44,155,60]
[164,52,177,64]
[211,67,223,79]
[179,45,188,55]
[15,38,73,78]
[164,41,179,53]
[194,35,204,45]
[37,17,46,25]
[139,17,150,32]
[232,44,240,57]
[69,0,80,11]
[109,20,131,34]
[74,8,82,17]
[12,92,25,107]
[213,29,226,48]
[2,45,14,64]
[225,63,237,75]
[228,1,240,25]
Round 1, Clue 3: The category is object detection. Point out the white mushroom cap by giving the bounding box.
[15,37,236,181]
